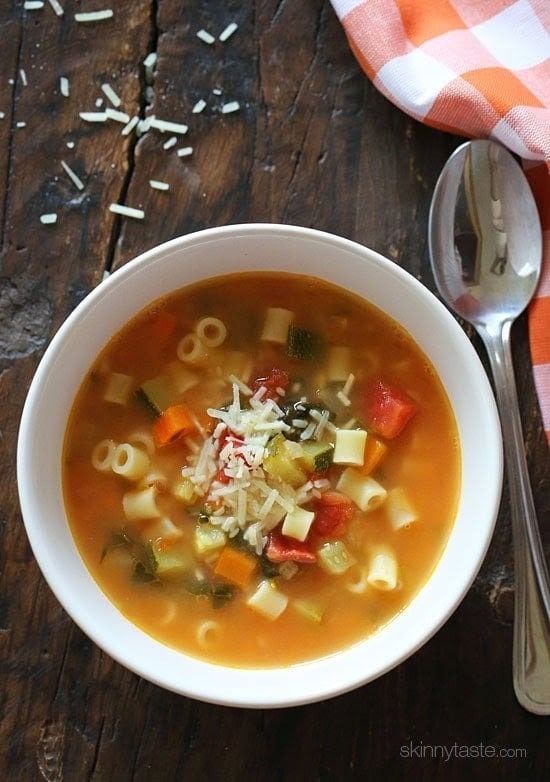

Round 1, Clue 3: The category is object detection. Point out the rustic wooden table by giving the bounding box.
[1,2,548,780]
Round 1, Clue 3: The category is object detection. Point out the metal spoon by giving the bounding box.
[428,139,550,715]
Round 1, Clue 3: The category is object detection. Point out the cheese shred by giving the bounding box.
[109,203,145,220]
[61,160,85,191]
[74,10,113,23]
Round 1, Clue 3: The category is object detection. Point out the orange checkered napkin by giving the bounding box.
[331,0,550,443]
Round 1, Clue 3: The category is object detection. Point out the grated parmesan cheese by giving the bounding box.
[74,10,113,23]
[61,160,85,190]
[219,22,238,42]
[101,83,121,107]
[109,203,145,220]
[79,111,107,122]
[150,118,188,135]
[221,100,240,114]
[60,76,69,96]
[336,390,351,407]
[47,0,64,16]
[105,108,131,124]
[121,116,139,136]
[176,146,193,158]
[196,29,215,44]
[149,179,169,191]
[162,136,177,150]
[192,99,206,114]
[24,1,45,8]
[40,213,57,225]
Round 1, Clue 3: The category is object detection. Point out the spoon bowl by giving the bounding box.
[429,140,541,327]
[429,139,550,715]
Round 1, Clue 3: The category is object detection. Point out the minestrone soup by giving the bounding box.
[63,272,460,667]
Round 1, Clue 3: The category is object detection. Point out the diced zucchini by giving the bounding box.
[292,598,324,623]
[299,440,334,472]
[136,376,177,416]
[286,325,322,361]
[317,540,356,574]
[263,433,307,487]
[149,541,192,580]
[194,523,227,556]
[172,477,196,505]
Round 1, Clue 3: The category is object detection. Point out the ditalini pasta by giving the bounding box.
[63,272,460,667]
[366,546,399,592]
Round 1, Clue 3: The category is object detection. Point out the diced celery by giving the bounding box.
[293,598,324,623]
[317,540,356,574]
[299,440,334,472]
[263,434,307,487]
[194,523,227,556]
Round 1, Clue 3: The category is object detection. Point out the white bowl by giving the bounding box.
[17,224,503,708]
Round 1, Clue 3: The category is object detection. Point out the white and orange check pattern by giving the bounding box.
[331,0,550,443]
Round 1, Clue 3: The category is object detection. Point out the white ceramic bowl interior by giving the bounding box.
[17,224,503,708]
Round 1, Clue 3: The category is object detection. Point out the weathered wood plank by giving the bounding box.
[0,1,548,780]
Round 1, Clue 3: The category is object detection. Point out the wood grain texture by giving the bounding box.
[1,1,548,780]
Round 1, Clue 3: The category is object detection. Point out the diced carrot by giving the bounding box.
[152,404,194,448]
[359,435,388,475]
[214,546,257,588]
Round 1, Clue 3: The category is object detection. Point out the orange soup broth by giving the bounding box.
[63,272,461,668]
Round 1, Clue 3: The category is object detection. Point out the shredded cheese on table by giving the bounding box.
[61,160,84,190]
[221,101,240,114]
[101,83,121,107]
[47,0,64,16]
[219,23,238,42]
[74,10,114,23]
[196,29,215,45]
[109,204,145,220]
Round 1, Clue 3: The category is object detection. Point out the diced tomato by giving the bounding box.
[250,367,289,401]
[214,468,230,485]
[311,491,354,538]
[361,379,417,439]
[266,530,316,563]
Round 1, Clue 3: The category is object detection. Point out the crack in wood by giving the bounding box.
[0,20,23,257]
[104,0,160,275]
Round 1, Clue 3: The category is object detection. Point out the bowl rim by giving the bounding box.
[17,222,503,708]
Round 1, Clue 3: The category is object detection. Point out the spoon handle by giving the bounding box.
[481,321,550,715]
